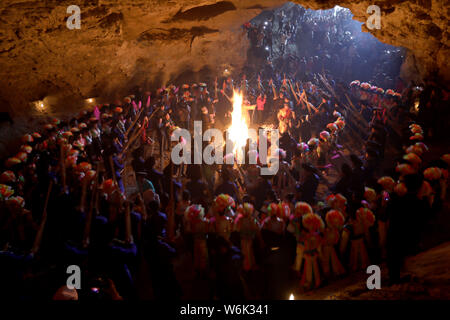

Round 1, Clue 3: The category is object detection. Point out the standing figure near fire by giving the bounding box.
[277,101,293,134]
[322,209,346,278]
[341,207,375,272]
[300,212,324,290]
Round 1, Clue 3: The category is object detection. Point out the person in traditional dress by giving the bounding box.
[277,101,293,134]
[185,204,209,273]
[234,203,259,271]
[317,130,331,174]
[341,207,375,272]
[376,176,395,259]
[210,194,235,242]
[259,201,283,232]
[321,209,346,279]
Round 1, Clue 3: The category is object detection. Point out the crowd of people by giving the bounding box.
[0,62,448,300]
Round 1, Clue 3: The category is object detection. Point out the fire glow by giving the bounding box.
[228,91,249,161]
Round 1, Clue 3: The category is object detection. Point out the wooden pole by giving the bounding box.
[288,80,300,104]
[82,165,99,248]
[79,177,88,213]
[167,144,175,241]
[125,105,145,138]
[31,180,53,255]
[121,107,159,155]
[137,193,148,221]
[221,90,233,103]
[60,143,66,192]
[270,80,278,99]
[344,94,370,126]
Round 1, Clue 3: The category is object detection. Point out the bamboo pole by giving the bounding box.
[31,180,53,255]
[60,143,66,192]
[121,107,159,155]
[124,201,133,244]
[270,79,278,99]
[125,104,145,138]
[302,91,319,113]
[79,177,88,213]
[288,80,300,104]
[344,94,370,127]
[82,164,100,248]
[167,146,175,241]
[317,73,368,133]
[221,90,233,103]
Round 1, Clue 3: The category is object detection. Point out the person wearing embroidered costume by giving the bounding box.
[305,138,319,165]
[185,204,209,273]
[317,131,331,174]
[278,201,291,223]
[211,194,235,241]
[359,82,371,101]
[287,202,312,273]
[364,187,377,211]
[261,202,285,234]
[326,193,347,217]
[273,149,294,198]
[299,212,324,290]
[342,207,375,272]
[277,101,293,134]
[234,203,259,271]
[322,209,346,278]
[423,166,446,216]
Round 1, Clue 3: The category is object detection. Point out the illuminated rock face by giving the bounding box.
[0,0,448,119]
[300,0,449,85]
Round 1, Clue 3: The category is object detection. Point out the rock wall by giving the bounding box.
[0,0,283,119]
[0,0,448,153]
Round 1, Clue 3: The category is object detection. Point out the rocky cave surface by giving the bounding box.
[0,0,448,153]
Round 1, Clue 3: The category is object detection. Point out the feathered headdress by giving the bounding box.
[364,187,377,202]
[356,207,375,227]
[377,176,395,193]
[214,194,235,213]
[423,167,442,181]
[0,171,16,184]
[302,213,325,232]
[294,202,313,217]
[325,210,345,229]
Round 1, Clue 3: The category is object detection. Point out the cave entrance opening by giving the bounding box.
[244,2,406,91]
